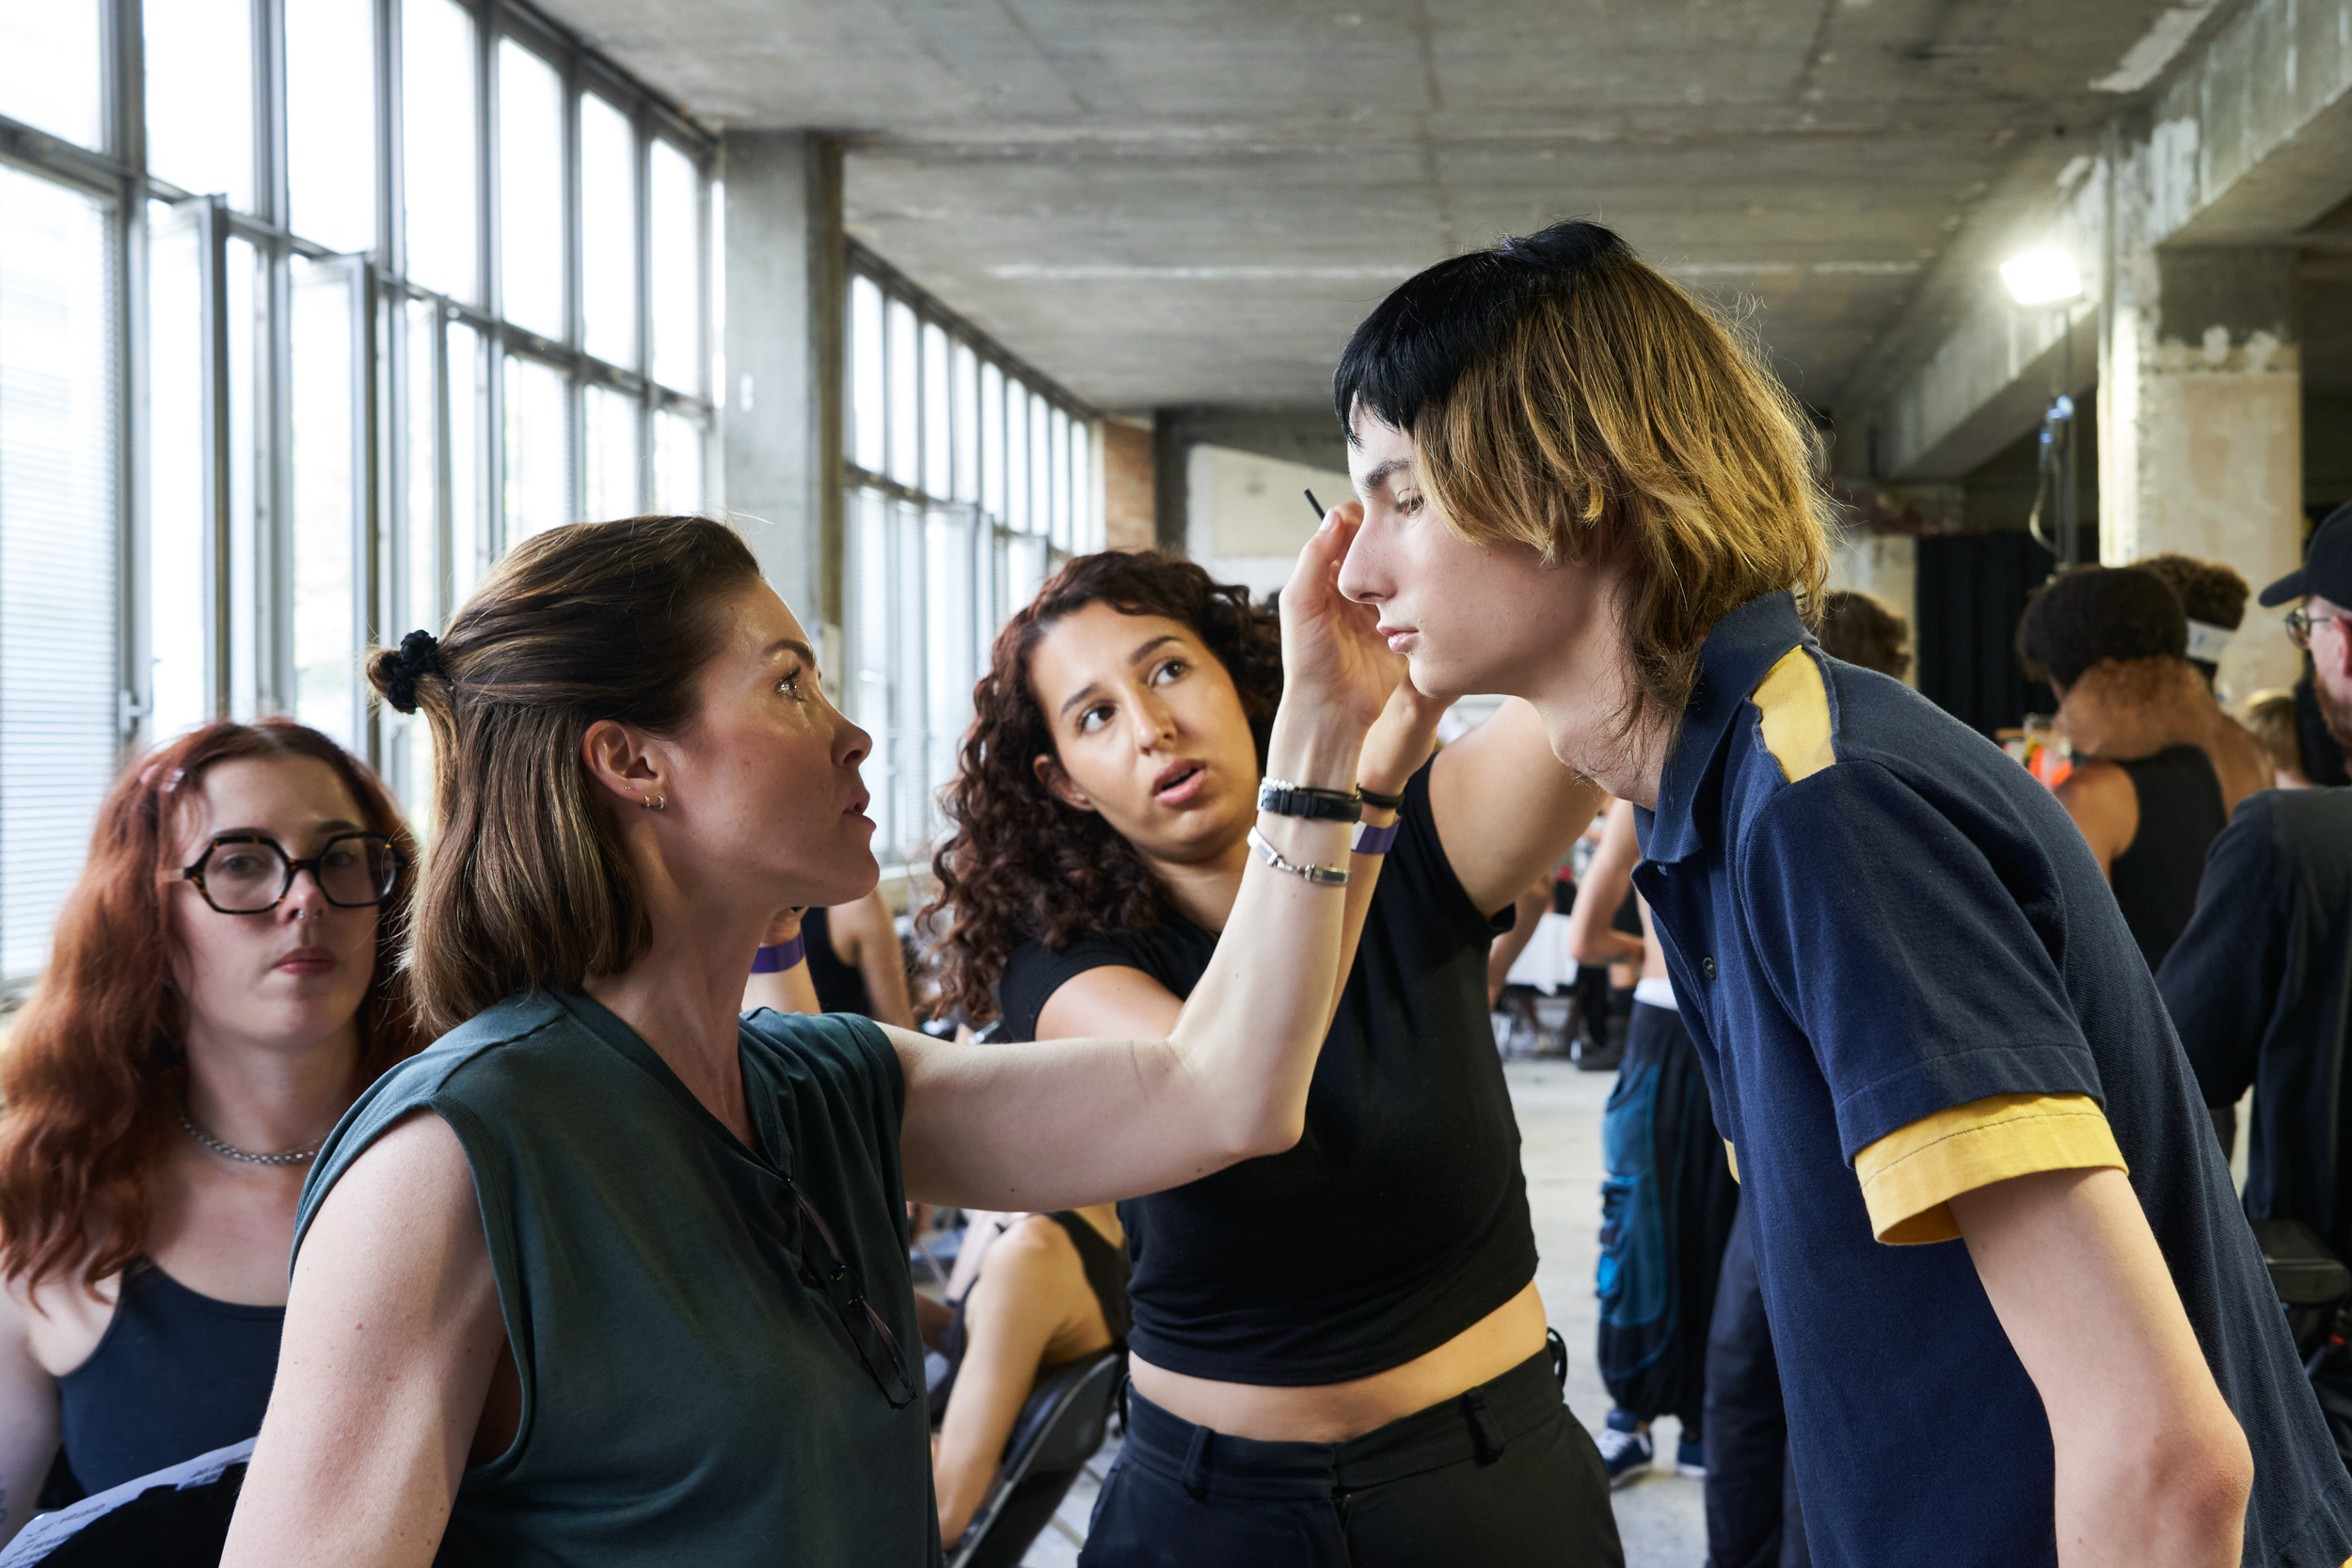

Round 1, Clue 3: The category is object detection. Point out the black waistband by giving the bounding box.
[1119,1339,1566,1500]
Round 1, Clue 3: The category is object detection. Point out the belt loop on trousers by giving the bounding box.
[1463,1387,1506,1466]
[1181,1421,1214,1498]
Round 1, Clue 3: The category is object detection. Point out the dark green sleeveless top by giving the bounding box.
[292,991,940,1566]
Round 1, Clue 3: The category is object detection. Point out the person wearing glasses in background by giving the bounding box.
[0,721,419,1546]
[2161,503,2352,1281]
[221,513,1398,1567]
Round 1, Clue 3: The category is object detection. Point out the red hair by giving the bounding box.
[0,721,422,1294]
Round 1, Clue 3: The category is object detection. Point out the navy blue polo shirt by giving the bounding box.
[1631,591,2352,1567]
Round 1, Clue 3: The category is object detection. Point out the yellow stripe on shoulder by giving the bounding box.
[1751,646,1836,784]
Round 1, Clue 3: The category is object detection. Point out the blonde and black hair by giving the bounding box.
[367,515,762,1037]
[1333,219,1832,732]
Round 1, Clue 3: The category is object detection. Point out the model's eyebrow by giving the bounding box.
[1355,457,1415,500]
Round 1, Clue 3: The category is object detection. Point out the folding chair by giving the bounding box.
[950,1346,1125,1568]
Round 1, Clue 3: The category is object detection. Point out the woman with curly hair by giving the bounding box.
[929,549,1619,1565]
[0,720,419,1540]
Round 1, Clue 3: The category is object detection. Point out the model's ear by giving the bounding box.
[1033,753,1095,814]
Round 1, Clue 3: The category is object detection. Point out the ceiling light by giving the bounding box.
[2000,249,2083,305]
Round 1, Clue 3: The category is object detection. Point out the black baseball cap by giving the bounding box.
[2259,500,2352,608]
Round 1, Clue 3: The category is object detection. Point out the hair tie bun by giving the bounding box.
[385,629,445,715]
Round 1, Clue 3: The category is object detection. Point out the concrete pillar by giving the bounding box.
[2100,245,2302,700]
[720,132,844,648]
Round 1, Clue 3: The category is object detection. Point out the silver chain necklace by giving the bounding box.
[177,1092,326,1166]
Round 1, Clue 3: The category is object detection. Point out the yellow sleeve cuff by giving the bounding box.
[1853,1092,2125,1246]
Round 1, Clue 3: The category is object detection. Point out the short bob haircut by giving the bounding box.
[0,720,421,1294]
[2016,565,2188,691]
[370,515,762,1037]
[1334,218,1833,735]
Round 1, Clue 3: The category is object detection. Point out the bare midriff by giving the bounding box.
[1127,1280,1549,1444]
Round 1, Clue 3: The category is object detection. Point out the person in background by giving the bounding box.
[2298,668,2352,786]
[1813,590,1911,682]
[1486,869,1562,1009]
[1568,799,1736,1487]
[2139,554,2249,695]
[2017,565,2269,972]
[930,549,1621,1565]
[803,891,917,1027]
[927,1203,1128,1549]
[2242,690,2310,789]
[0,721,420,1544]
[1705,586,1915,1568]
[2160,505,2352,1269]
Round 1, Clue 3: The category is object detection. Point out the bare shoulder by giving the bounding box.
[298,1110,481,1277]
[1034,964,1182,1041]
[965,1214,1084,1311]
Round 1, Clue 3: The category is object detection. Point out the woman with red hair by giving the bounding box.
[0,720,419,1539]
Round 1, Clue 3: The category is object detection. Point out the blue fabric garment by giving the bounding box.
[1631,591,2352,1567]
[55,1264,281,1497]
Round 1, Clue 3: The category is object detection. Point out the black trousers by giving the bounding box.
[1078,1340,1624,1567]
[1702,1206,1809,1568]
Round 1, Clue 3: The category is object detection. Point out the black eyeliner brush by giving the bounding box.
[1305,489,1325,520]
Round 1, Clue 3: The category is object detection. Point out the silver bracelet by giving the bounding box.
[1248,826,1352,887]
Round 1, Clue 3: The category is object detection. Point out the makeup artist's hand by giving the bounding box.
[1279,501,1400,735]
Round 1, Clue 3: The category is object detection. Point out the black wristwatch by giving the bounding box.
[1257,778,1364,823]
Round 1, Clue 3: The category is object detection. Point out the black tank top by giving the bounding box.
[930,1212,1131,1418]
[996,759,1534,1386]
[2108,744,2227,973]
[803,906,876,1017]
[56,1262,282,1497]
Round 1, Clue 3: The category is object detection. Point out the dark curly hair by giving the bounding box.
[1817,590,1912,680]
[926,551,1281,1026]
[2136,553,2249,686]
[2016,565,2187,690]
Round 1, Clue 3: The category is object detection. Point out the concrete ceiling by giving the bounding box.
[543,0,2236,413]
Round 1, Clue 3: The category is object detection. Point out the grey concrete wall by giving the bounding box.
[720,132,844,638]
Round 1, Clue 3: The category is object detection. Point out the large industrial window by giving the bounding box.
[844,247,1104,870]
[0,0,715,989]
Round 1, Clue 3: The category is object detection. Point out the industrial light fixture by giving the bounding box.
[2000,248,2084,306]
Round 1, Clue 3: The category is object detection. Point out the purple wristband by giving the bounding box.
[1351,818,1401,856]
[751,935,807,974]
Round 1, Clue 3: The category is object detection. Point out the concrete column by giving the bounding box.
[2100,245,2302,698]
[720,133,844,647]
[1101,417,1155,550]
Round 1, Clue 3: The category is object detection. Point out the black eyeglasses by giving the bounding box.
[784,1174,918,1409]
[177,832,405,916]
[2286,607,2346,649]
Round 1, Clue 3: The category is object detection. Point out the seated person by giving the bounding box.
[928,1206,1130,1548]
[804,889,917,1026]
[0,721,419,1544]
[2018,565,2270,971]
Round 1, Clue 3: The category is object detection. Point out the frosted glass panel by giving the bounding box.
[0,166,117,980]
[498,40,564,340]
[648,140,699,391]
[284,0,376,252]
[147,204,211,741]
[502,355,568,538]
[404,0,477,300]
[582,385,639,521]
[580,94,638,368]
[290,256,361,748]
[652,409,702,515]
[147,0,253,210]
[850,276,884,474]
[0,1,103,150]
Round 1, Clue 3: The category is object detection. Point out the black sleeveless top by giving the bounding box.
[929,1212,1131,1419]
[2108,744,2227,973]
[996,758,1534,1386]
[55,1262,282,1497]
[803,906,877,1017]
